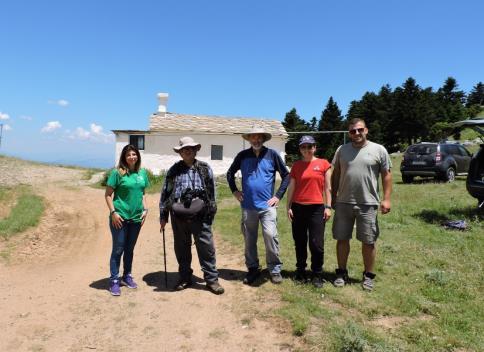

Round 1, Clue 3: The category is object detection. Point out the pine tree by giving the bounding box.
[316,97,343,160]
[466,82,484,106]
[435,77,466,123]
[282,108,308,164]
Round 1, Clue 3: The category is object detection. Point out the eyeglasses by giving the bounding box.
[300,144,315,150]
[349,127,365,135]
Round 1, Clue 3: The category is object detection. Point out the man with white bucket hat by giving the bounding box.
[159,136,224,294]
[227,126,290,285]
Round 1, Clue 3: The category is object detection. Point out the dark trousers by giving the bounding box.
[290,203,325,274]
[109,220,142,280]
[170,214,219,283]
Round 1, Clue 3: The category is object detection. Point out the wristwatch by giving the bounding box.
[110,210,116,215]
[323,204,332,209]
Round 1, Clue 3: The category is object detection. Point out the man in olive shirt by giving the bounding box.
[331,118,392,291]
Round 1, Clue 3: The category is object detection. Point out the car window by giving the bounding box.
[458,146,471,157]
[447,145,461,156]
[407,144,436,154]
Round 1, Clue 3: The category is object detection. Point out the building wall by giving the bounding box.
[114,132,287,175]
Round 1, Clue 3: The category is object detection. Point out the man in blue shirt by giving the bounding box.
[227,126,290,284]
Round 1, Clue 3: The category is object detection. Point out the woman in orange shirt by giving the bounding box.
[286,135,332,288]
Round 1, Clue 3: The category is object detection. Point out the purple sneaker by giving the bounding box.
[109,279,121,296]
[121,274,138,289]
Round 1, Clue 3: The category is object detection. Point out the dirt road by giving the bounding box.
[0,161,301,351]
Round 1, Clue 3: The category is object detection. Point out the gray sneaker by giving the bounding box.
[334,268,349,287]
[270,273,283,284]
[362,272,376,291]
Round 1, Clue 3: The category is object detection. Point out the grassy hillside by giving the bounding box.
[214,154,483,351]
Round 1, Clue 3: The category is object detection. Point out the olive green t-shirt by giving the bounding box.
[107,168,150,222]
[331,141,392,205]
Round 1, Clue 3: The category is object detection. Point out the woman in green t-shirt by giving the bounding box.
[105,144,150,296]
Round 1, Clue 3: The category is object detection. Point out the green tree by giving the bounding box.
[435,77,466,123]
[466,82,484,107]
[282,108,308,164]
[316,97,343,160]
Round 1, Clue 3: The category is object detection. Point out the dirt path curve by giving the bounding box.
[0,161,301,352]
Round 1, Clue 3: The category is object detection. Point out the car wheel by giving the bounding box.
[402,174,414,184]
[443,167,456,182]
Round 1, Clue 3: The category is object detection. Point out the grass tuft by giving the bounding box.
[0,187,45,239]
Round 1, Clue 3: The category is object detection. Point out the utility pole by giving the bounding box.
[0,123,3,149]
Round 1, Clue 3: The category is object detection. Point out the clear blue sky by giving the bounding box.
[1,0,483,167]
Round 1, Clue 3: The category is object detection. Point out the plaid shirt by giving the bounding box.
[159,160,213,221]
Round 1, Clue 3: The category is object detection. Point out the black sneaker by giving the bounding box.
[243,267,261,285]
[334,268,349,287]
[311,273,323,288]
[294,270,307,283]
[362,272,376,291]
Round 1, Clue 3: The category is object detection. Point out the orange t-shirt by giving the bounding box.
[290,158,331,204]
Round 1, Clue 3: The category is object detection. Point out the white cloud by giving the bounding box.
[0,112,10,120]
[67,122,114,144]
[41,121,62,133]
[3,124,12,131]
[19,115,33,121]
[48,99,69,107]
[74,127,90,140]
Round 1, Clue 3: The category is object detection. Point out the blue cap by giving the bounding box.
[299,135,316,145]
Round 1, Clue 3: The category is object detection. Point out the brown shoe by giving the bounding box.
[174,279,192,291]
[207,280,225,295]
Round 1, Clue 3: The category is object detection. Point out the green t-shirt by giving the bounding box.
[331,141,392,205]
[107,168,150,222]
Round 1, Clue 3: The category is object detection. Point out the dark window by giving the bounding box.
[211,145,223,160]
[407,144,436,155]
[129,135,145,150]
[458,146,471,157]
[446,145,460,156]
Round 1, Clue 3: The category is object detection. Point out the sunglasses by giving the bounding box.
[300,144,315,150]
[349,127,365,135]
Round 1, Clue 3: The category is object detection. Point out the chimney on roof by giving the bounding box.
[157,93,169,114]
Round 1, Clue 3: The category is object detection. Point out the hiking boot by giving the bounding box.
[294,270,307,283]
[109,279,121,296]
[334,268,349,287]
[243,267,261,285]
[174,278,192,291]
[270,273,283,284]
[206,280,225,295]
[362,272,376,291]
[121,274,138,289]
[311,273,323,288]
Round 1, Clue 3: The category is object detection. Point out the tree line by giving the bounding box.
[282,77,484,163]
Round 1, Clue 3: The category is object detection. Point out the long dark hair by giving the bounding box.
[118,144,141,174]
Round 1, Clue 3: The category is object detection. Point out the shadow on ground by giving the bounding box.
[143,271,208,292]
[416,206,483,225]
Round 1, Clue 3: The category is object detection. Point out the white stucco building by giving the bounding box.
[112,93,288,175]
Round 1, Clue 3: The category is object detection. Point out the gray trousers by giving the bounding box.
[170,213,219,283]
[241,207,282,274]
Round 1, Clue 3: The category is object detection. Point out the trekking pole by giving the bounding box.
[162,228,168,288]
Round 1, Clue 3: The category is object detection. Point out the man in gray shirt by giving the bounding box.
[331,118,392,291]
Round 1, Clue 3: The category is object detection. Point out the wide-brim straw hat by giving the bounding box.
[242,125,272,142]
[173,136,202,152]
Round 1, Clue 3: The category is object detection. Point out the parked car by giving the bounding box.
[400,142,472,183]
[452,119,484,206]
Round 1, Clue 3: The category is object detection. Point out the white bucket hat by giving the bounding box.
[242,125,272,142]
[173,136,202,152]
